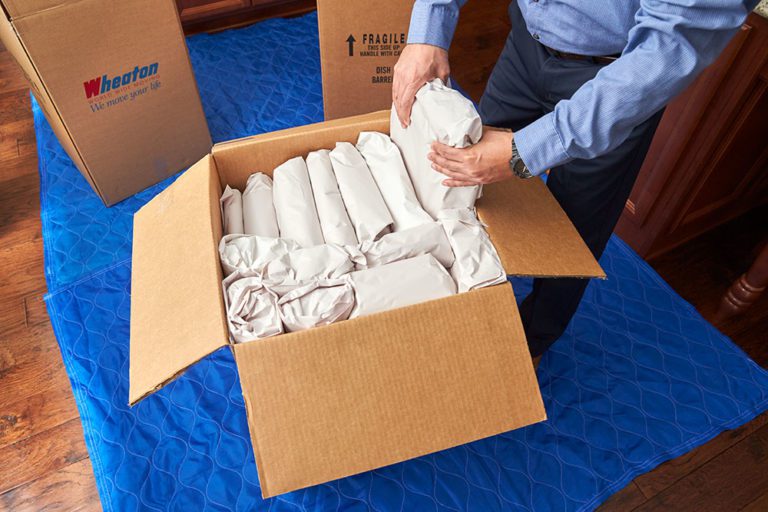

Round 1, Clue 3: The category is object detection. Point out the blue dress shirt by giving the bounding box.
[407,0,757,175]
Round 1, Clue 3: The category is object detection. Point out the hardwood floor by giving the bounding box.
[0,3,766,510]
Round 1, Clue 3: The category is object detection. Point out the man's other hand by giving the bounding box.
[428,128,515,187]
[392,44,450,128]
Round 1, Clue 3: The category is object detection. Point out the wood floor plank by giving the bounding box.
[0,418,89,495]
[0,89,33,125]
[634,424,768,511]
[0,239,45,332]
[633,412,768,499]
[0,50,30,94]
[597,481,648,511]
[0,324,68,411]
[0,458,99,512]
[741,490,768,512]
[0,376,79,450]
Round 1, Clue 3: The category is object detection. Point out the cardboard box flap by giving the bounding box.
[129,155,228,405]
[1,0,71,19]
[477,177,606,278]
[211,110,391,190]
[234,284,546,497]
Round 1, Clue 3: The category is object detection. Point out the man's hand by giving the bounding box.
[393,44,450,128]
[428,128,515,187]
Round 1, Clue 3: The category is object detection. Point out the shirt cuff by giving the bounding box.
[514,113,571,176]
[407,2,460,50]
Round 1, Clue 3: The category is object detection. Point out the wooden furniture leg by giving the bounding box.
[715,241,768,322]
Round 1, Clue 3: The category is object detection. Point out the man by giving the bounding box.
[393,0,757,360]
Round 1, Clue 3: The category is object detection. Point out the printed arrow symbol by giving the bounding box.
[346,34,356,56]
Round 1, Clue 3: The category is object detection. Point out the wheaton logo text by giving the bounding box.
[83,63,159,99]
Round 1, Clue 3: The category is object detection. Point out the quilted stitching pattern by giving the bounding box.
[36,12,768,512]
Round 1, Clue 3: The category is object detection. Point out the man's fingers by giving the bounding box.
[431,142,464,162]
[397,83,420,127]
[430,161,480,183]
[443,179,477,187]
[428,152,467,174]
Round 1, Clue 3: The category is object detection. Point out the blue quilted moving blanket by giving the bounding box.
[38,12,768,512]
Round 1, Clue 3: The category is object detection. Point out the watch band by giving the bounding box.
[510,138,534,179]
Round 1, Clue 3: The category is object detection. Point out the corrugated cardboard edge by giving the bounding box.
[0,3,101,199]
[129,154,229,405]
[234,284,547,498]
[478,177,606,279]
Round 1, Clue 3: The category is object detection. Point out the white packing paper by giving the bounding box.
[272,156,325,247]
[390,78,483,219]
[349,254,457,318]
[306,150,358,246]
[360,222,455,269]
[438,208,507,292]
[242,172,279,238]
[276,278,356,332]
[356,131,432,231]
[220,185,244,235]
[262,243,366,290]
[219,234,301,276]
[223,270,283,343]
[329,142,394,243]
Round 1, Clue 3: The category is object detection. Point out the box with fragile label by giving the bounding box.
[129,110,605,497]
[0,0,212,205]
[317,0,413,120]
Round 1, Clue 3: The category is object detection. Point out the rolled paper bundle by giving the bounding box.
[242,172,279,238]
[390,78,483,219]
[276,278,356,332]
[218,234,301,276]
[306,150,358,246]
[220,185,244,235]
[223,270,283,343]
[329,142,394,243]
[437,208,507,292]
[272,156,325,247]
[360,222,455,269]
[356,131,432,231]
[262,243,366,289]
[349,254,457,319]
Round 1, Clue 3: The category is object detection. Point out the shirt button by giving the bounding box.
[532,0,539,2]
[532,33,540,40]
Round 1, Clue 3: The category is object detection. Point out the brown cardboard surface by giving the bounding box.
[235,284,545,498]
[129,155,228,405]
[1,0,66,19]
[477,178,607,279]
[2,0,211,205]
[317,0,412,120]
[212,111,390,189]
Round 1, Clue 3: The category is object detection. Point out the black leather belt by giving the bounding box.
[542,44,620,65]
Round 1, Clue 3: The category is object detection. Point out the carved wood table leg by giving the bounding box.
[715,241,768,323]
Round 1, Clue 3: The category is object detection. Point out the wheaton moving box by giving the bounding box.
[130,110,605,498]
[317,0,412,120]
[0,0,211,206]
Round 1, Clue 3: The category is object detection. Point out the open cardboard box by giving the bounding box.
[130,110,605,498]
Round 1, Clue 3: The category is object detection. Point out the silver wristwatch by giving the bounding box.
[510,138,533,179]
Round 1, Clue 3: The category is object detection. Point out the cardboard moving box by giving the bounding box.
[318,0,413,120]
[130,110,605,498]
[0,0,211,206]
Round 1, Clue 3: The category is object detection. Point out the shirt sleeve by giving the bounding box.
[407,0,468,50]
[514,0,751,176]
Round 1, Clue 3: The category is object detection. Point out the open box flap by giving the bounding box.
[233,283,546,498]
[129,154,228,405]
[477,177,606,278]
[211,110,391,189]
